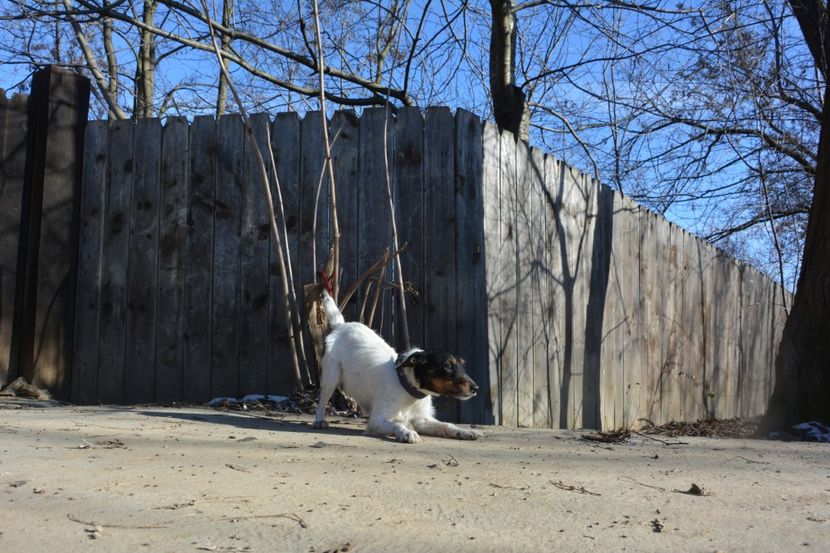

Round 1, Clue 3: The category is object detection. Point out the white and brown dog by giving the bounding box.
[313,291,481,443]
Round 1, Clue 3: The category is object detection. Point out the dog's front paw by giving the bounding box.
[455,429,482,440]
[313,419,329,430]
[395,427,422,444]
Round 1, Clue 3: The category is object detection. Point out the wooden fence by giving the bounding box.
[1,67,789,429]
[68,106,490,423]
[482,126,789,429]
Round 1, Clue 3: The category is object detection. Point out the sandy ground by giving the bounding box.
[1,400,828,553]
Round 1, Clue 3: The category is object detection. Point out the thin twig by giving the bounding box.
[380,1,413,349]
[620,476,666,492]
[550,480,601,496]
[310,0,340,298]
[67,513,167,529]
[632,431,689,446]
[338,245,406,311]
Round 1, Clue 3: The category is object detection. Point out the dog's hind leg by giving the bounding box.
[366,416,421,443]
[313,354,341,430]
[413,417,481,440]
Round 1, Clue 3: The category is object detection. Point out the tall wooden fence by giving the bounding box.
[69,107,490,423]
[482,125,789,429]
[1,67,789,429]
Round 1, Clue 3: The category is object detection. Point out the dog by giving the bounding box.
[313,291,482,443]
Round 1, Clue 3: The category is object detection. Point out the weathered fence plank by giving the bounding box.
[542,154,565,429]
[269,113,301,393]
[358,108,393,338]
[124,118,161,403]
[514,141,534,427]
[0,92,28,386]
[330,111,360,323]
[497,130,518,426]
[529,149,551,427]
[394,107,425,348]
[98,119,133,403]
[239,113,271,395]
[155,117,188,402]
[183,115,215,402]
[211,114,244,398]
[637,209,668,425]
[482,122,503,424]
[659,223,682,425]
[455,110,488,423]
[424,106,458,421]
[600,192,641,429]
[300,112,329,290]
[71,120,106,403]
[621,200,642,428]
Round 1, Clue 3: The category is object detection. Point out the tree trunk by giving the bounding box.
[761,0,830,431]
[215,0,233,117]
[133,0,157,119]
[760,77,830,431]
[488,0,529,141]
[103,0,119,117]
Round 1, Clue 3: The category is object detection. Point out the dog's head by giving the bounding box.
[401,349,479,400]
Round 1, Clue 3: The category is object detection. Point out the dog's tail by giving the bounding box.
[322,290,345,328]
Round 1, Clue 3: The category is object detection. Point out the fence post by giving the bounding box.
[10,66,90,399]
[0,91,29,388]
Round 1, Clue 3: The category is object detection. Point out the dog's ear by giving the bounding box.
[404,351,428,366]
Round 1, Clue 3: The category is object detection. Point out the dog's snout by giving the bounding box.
[470,382,479,394]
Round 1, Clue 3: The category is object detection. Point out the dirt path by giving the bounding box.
[1,401,828,552]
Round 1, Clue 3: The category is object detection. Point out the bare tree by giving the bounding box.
[760,0,830,431]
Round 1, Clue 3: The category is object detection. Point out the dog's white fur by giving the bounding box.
[314,292,481,443]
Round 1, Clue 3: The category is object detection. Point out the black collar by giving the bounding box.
[395,357,427,400]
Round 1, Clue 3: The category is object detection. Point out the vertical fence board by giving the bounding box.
[560,167,597,428]
[330,111,360,323]
[270,113,301,394]
[601,192,640,430]
[358,108,393,338]
[583,179,611,430]
[98,120,133,403]
[620,197,642,428]
[300,112,329,288]
[124,118,161,403]
[0,93,28,385]
[394,107,425,348]
[719,253,742,418]
[183,115,215,402]
[677,230,702,421]
[514,141,534,427]
[71,120,107,403]
[155,117,188,402]
[542,155,565,429]
[638,211,659,425]
[482,122,503,424]
[424,107,457,421]
[659,224,682,424]
[211,114,244,398]
[528,148,548,427]
[497,131,518,426]
[455,110,488,423]
[239,113,271,395]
